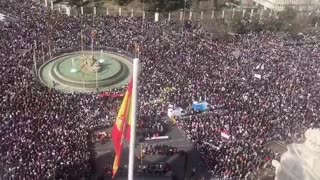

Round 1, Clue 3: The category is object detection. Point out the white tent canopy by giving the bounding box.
[167,105,186,118]
[0,13,6,21]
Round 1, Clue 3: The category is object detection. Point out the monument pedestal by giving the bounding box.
[272,129,320,180]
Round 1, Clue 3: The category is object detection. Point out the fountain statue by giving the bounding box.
[272,128,320,180]
[79,55,101,73]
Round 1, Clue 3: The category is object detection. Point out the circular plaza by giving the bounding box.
[38,50,133,93]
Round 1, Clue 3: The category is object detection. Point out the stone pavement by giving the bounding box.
[264,141,287,155]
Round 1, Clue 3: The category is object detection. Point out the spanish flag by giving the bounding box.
[112,81,132,178]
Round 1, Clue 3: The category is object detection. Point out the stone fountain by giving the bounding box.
[79,55,101,73]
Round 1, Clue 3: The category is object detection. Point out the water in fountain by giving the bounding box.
[99,50,105,63]
[70,58,79,73]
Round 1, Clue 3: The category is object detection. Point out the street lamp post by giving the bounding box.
[182,0,187,33]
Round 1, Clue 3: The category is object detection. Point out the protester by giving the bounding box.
[0,0,320,179]
[142,145,180,156]
[137,164,172,176]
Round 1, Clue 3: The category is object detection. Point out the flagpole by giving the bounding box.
[33,41,37,76]
[82,72,85,91]
[95,69,98,91]
[140,143,143,165]
[48,42,52,59]
[128,58,139,180]
[81,30,84,54]
[91,31,95,53]
[41,42,45,64]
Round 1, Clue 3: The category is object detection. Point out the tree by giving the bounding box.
[278,7,297,23]
[140,0,186,12]
[114,0,133,6]
[310,14,320,27]
[228,7,312,35]
[230,16,247,34]
[67,0,82,6]
[202,18,231,40]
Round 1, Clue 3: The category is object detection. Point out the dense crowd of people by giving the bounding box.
[137,164,172,176]
[142,145,180,156]
[174,33,320,178]
[0,0,319,179]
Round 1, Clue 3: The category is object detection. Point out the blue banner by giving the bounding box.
[192,101,209,112]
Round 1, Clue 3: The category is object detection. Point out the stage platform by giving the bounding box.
[90,126,210,180]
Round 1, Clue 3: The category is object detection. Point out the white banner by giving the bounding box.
[221,131,230,139]
[145,136,170,141]
[254,74,262,79]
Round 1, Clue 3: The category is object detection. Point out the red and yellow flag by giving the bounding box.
[112,81,133,178]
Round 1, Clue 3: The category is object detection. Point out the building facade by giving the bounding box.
[253,0,320,11]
